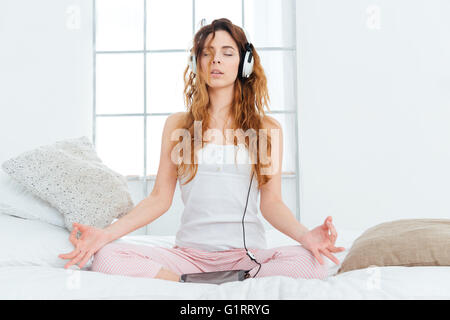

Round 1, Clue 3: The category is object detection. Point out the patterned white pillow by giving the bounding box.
[1,136,134,231]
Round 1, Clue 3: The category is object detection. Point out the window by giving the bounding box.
[93,0,300,219]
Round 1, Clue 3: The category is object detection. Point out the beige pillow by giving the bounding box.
[2,136,134,231]
[337,219,450,274]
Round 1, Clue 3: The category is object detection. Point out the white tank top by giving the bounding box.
[175,142,268,252]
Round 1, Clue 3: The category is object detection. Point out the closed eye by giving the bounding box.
[203,53,233,56]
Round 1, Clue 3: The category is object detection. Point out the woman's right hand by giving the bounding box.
[58,222,113,269]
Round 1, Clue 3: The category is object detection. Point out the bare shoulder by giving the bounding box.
[161,112,190,148]
[167,111,189,127]
[261,114,282,130]
[261,114,283,152]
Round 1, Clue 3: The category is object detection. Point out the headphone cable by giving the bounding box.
[242,171,262,278]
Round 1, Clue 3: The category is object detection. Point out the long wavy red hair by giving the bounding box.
[175,18,276,189]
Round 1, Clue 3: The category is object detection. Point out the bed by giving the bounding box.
[1,212,449,300]
[2,138,449,300]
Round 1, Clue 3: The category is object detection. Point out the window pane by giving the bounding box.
[146,52,188,113]
[259,50,296,111]
[244,0,295,48]
[96,0,144,51]
[195,0,242,28]
[146,115,169,176]
[270,113,296,174]
[96,53,144,114]
[147,0,193,50]
[96,116,144,177]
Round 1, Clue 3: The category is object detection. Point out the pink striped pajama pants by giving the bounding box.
[90,242,328,280]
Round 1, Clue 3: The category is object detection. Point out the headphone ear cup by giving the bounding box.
[241,51,254,78]
[188,54,197,74]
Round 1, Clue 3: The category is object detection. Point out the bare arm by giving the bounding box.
[259,116,309,242]
[259,116,344,265]
[103,193,171,241]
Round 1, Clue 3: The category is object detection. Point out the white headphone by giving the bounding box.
[187,24,254,79]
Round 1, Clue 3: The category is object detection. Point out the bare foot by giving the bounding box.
[155,267,181,282]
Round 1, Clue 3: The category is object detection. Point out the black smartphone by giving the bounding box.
[180,269,250,285]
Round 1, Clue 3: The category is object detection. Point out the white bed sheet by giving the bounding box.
[1,228,449,300]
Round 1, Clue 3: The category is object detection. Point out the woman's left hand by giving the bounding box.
[298,216,345,265]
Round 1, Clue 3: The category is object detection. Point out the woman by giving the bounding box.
[59,18,344,282]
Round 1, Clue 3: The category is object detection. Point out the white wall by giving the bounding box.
[0,0,93,163]
[0,0,153,234]
[296,0,450,232]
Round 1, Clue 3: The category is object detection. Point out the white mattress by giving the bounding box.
[1,228,449,300]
